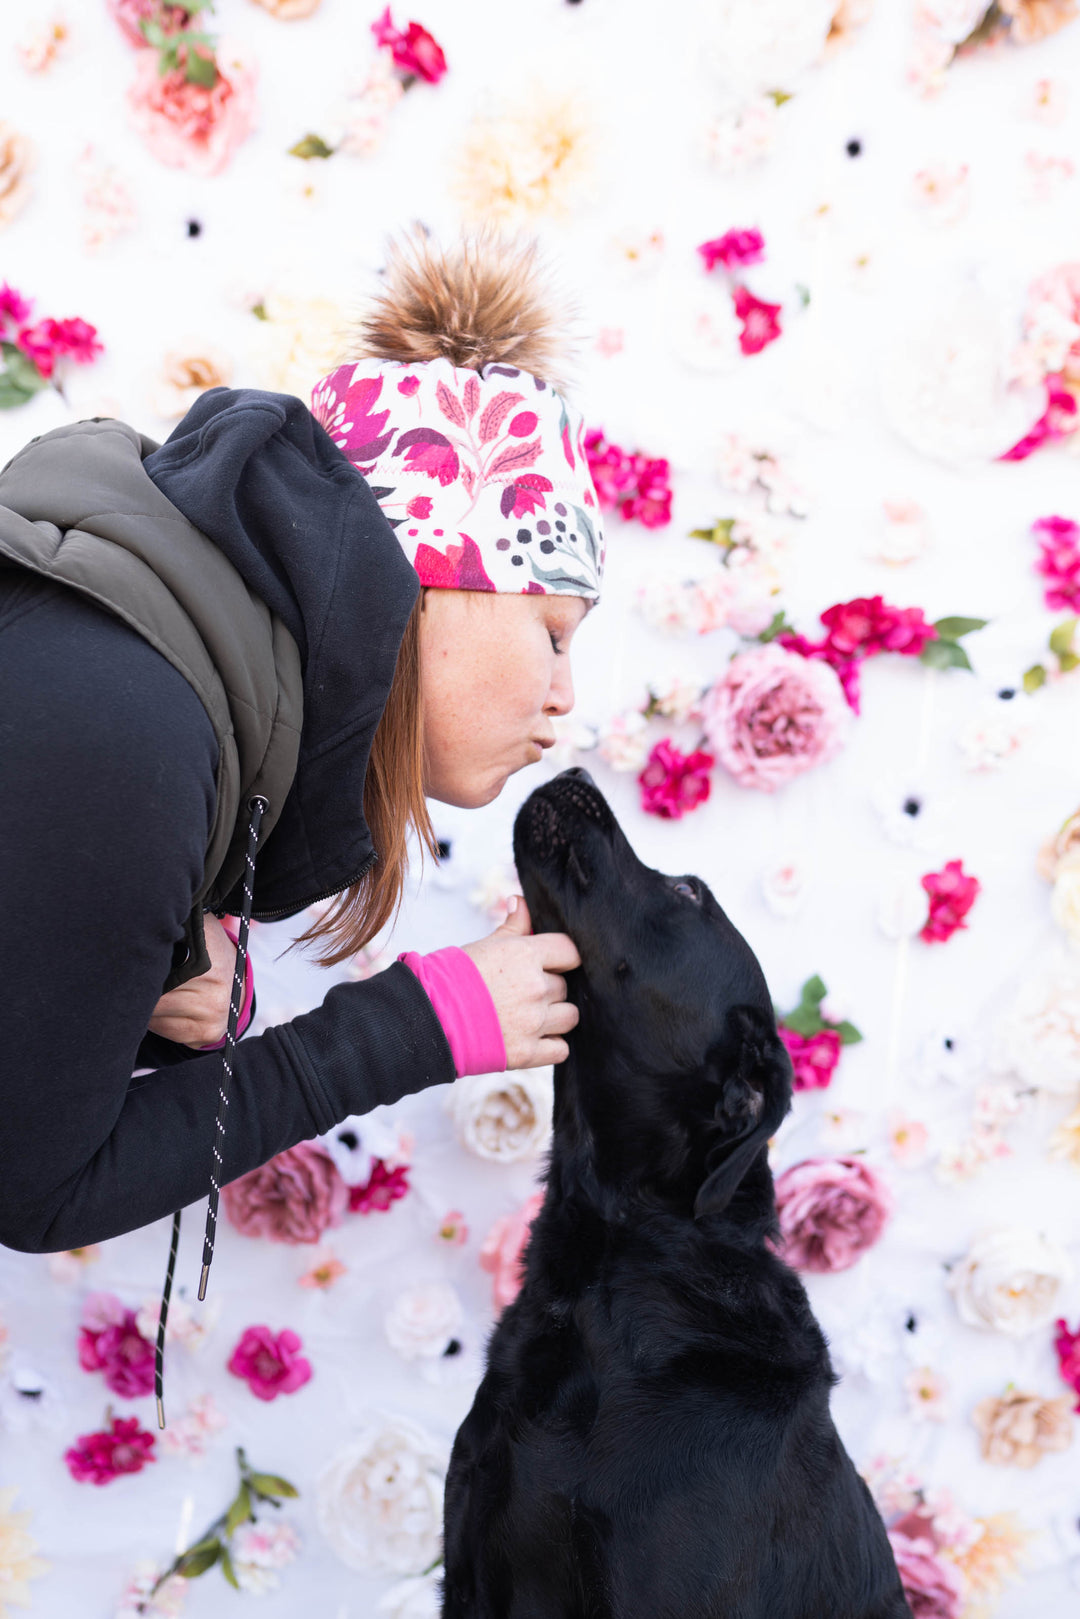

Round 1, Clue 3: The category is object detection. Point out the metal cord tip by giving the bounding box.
[198,1263,210,1302]
[156,1396,166,1431]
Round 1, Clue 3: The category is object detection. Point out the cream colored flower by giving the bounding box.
[150,345,233,420]
[0,124,34,229]
[998,0,1078,45]
[452,90,597,224]
[1039,809,1080,880]
[0,1487,48,1610]
[446,1069,553,1163]
[826,0,874,49]
[972,1389,1073,1467]
[1048,1102,1080,1167]
[949,1228,1072,1337]
[249,0,322,16]
[1050,850,1080,944]
[316,1415,448,1574]
[252,291,349,398]
[992,963,1080,1094]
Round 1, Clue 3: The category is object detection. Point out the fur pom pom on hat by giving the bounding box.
[313,227,604,600]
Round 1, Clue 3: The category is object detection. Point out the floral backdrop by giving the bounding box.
[2,1,1080,1615]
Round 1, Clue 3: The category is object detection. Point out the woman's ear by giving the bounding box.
[693,1006,793,1221]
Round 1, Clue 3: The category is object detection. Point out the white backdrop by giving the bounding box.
[2,1,1080,1615]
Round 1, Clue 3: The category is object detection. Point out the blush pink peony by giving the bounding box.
[222,1143,348,1244]
[886,1531,966,1619]
[227,1325,312,1400]
[127,42,257,177]
[702,644,851,792]
[77,1292,156,1399]
[480,1191,544,1311]
[774,1156,893,1274]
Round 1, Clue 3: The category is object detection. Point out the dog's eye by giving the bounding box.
[673,880,700,902]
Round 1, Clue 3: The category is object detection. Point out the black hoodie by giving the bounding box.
[0,391,455,1253]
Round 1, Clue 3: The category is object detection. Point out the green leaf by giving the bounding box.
[288,133,335,160]
[247,1472,299,1500]
[1023,663,1047,693]
[1060,651,1079,672]
[220,1546,240,1591]
[224,1483,252,1539]
[782,1006,824,1038]
[796,975,827,1009]
[176,1539,222,1579]
[795,283,811,308]
[920,639,972,671]
[185,49,218,88]
[757,610,793,644]
[833,1021,863,1046]
[1049,617,1078,657]
[688,518,736,549]
[932,616,987,641]
[251,302,268,322]
[767,88,793,106]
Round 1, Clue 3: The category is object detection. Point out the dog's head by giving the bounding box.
[513,769,793,1221]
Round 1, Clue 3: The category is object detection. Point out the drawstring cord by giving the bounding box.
[154,793,268,1429]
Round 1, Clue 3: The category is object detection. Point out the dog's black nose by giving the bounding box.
[562,766,596,787]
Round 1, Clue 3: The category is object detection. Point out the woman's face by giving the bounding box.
[419,589,589,807]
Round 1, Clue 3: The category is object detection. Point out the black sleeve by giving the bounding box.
[0,572,454,1253]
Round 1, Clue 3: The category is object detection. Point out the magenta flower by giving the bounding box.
[697,228,766,273]
[371,6,448,84]
[779,1027,842,1093]
[820,597,937,660]
[584,429,637,508]
[774,1157,893,1274]
[920,860,980,944]
[78,1293,156,1400]
[1032,514,1080,612]
[887,1532,966,1619]
[16,316,103,381]
[583,430,672,529]
[348,1157,410,1213]
[0,283,32,328]
[1054,1317,1080,1411]
[638,739,713,820]
[227,1325,312,1401]
[223,1143,348,1245]
[65,1415,156,1485]
[999,374,1079,462]
[732,286,782,355]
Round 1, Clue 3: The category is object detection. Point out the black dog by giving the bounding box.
[441,770,910,1619]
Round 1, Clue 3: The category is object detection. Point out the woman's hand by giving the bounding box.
[462,896,581,1069]
[147,912,238,1048]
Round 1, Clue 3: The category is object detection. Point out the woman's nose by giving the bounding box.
[545,658,575,716]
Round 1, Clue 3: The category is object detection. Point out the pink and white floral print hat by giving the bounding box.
[311,355,605,600]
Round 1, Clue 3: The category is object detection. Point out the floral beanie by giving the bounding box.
[312,356,604,599]
[309,230,605,600]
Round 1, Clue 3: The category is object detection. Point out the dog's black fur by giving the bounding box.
[441,770,911,1619]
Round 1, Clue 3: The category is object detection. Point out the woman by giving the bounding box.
[0,231,602,1265]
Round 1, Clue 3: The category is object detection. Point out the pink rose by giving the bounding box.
[697,228,765,273]
[371,7,447,84]
[222,1143,348,1244]
[480,1191,544,1311]
[638,739,713,820]
[920,859,980,943]
[774,1157,893,1274]
[127,43,258,178]
[779,1027,842,1092]
[702,644,851,792]
[732,286,782,355]
[15,315,103,380]
[65,1415,156,1485]
[78,1292,155,1399]
[227,1324,312,1400]
[886,1532,966,1619]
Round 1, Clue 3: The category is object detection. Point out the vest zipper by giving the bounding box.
[251,847,379,922]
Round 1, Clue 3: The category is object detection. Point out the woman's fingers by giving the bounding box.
[461,921,582,1071]
[542,1000,579,1037]
[538,933,581,972]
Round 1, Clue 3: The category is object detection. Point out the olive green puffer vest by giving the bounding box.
[0,418,303,991]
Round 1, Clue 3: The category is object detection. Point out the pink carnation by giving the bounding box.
[0,283,32,329]
[697,228,766,272]
[887,1532,966,1619]
[774,1156,893,1274]
[779,1027,842,1092]
[127,43,257,178]
[1054,1317,1080,1410]
[222,1143,348,1245]
[480,1191,544,1311]
[1032,514,1080,611]
[77,1292,155,1399]
[820,597,937,660]
[107,0,192,48]
[371,6,447,83]
[702,644,851,792]
[65,1415,156,1485]
[227,1325,312,1401]
[348,1157,410,1213]
[920,860,980,943]
[15,315,103,379]
[639,739,713,819]
[732,286,782,355]
[583,430,672,529]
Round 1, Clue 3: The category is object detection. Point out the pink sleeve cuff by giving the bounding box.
[399,945,507,1079]
[197,919,255,1050]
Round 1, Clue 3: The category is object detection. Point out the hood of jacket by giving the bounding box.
[1,389,419,921]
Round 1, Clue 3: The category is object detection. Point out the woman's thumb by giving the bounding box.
[500,895,532,935]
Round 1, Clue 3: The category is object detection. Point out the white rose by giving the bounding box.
[377,1570,442,1618]
[446,1069,553,1163]
[316,1415,448,1575]
[949,1228,1073,1337]
[992,964,1080,1094]
[702,0,835,98]
[1051,852,1080,946]
[384,1283,463,1361]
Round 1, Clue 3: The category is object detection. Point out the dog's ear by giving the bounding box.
[693,1005,793,1220]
